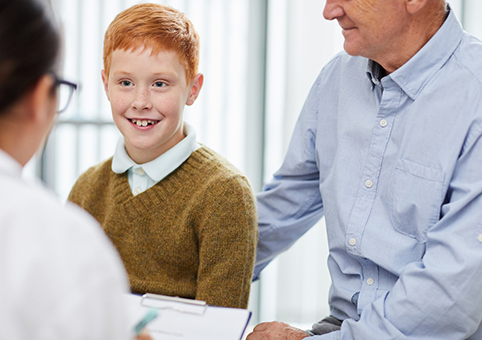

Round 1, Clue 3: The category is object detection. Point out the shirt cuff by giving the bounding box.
[308,330,341,339]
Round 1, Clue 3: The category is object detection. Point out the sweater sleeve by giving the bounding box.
[68,171,90,208]
[194,175,258,308]
[67,159,111,214]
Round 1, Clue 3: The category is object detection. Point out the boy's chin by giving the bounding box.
[124,141,171,164]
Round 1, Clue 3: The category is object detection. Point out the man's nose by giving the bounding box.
[323,0,345,21]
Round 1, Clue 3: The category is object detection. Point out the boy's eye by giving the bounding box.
[154,81,166,88]
[121,80,132,86]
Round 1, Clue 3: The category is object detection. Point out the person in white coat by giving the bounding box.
[0,0,151,339]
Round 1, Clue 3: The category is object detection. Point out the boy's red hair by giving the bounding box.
[103,3,200,82]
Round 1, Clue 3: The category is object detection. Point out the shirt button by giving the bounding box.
[134,188,142,195]
[349,238,357,246]
[137,168,145,175]
[379,119,388,127]
[365,180,373,188]
[366,278,374,285]
[478,234,482,243]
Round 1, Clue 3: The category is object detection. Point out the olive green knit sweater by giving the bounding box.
[68,146,257,308]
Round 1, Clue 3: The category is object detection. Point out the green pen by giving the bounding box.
[134,308,158,335]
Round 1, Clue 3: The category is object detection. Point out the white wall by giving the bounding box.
[462,0,482,39]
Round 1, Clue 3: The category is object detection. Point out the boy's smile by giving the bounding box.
[129,119,159,127]
[102,47,203,164]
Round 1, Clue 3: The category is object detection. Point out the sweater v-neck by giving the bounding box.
[110,147,215,209]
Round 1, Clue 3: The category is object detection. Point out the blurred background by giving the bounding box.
[25,0,480,332]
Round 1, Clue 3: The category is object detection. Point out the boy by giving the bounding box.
[68,3,257,309]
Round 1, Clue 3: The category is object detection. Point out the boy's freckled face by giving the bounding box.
[102,47,192,164]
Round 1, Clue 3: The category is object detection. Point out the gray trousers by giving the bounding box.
[305,316,343,336]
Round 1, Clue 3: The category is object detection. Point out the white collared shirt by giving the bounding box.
[0,149,130,339]
[112,122,200,196]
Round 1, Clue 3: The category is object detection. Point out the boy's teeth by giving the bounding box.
[132,119,155,126]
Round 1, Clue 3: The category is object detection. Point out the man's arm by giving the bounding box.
[254,73,325,280]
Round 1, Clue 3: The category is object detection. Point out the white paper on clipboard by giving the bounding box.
[125,293,252,340]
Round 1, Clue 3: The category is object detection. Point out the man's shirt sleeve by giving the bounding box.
[253,72,326,280]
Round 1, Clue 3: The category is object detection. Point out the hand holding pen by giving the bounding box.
[136,329,153,340]
[134,308,158,340]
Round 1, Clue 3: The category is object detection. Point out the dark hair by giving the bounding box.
[0,0,60,113]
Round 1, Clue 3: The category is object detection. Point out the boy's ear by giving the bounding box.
[101,69,110,101]
[186,73,204,106]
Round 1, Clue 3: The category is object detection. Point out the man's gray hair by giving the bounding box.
[442,0,448,11]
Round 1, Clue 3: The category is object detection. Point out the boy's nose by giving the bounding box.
[132,89,152,110]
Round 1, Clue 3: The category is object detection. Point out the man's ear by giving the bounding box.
[101,69,110,101]
[186,73,204,106]
[405,0,429,14]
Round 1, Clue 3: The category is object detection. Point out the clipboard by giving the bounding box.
[125,293,252,340]
[141,293,207,315]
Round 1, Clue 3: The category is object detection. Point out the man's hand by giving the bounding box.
[246,321,311,340]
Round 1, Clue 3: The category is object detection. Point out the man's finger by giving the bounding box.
[252,321,272,332]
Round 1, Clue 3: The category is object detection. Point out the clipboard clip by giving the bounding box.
[141,293,207,315]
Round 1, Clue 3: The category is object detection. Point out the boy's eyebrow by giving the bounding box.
[151,72,179,78]
[112,71,180,78]
[111,71,131,76]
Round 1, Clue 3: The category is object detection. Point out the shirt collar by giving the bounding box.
[0,149,22,177]
[366,7,463,100]
[112,122,199,182]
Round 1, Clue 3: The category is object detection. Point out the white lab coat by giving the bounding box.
[0,149,131,340]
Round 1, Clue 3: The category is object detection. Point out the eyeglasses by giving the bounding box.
[52,74,78,113]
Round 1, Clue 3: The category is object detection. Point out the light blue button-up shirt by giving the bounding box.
[112,122,200,195]
[255,9,482,339]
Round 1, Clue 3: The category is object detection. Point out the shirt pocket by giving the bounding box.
[390,158,445,242]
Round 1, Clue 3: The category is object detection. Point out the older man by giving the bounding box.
[248,0,482,339]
